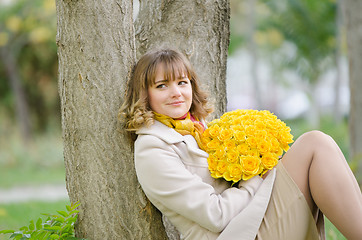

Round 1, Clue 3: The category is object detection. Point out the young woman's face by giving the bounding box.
[148,64,192,118]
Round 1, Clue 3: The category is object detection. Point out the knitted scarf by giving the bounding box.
[153,112,205,150]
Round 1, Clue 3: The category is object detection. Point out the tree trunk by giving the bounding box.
[345,0,362,183]
[56,1,167,239]
[134,0,230,119]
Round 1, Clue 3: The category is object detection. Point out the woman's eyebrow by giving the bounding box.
[154,79,168,84]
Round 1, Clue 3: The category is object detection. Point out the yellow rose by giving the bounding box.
[261,153,278,170]
[218,128,233,141]
[246,148,260,157]
[267,129,278,139]
[242,173,254,181]
[214,148,226,159]
[201,135,212,147]
[255,129,268,140]
[237,143,249,155]
[226,149,239,164]
[275,147,283,156]
[210,172,218,178]
[280,143,290,151]
[254,119,266,129]
[214,160,228,178]
[265,120,277,131]
[246,136,258,149]
[208,124,221,138]
[224,139,236,150]
[231,125,244,132]
[241,156,261,176]
[257,140,271,154]
[223,164,243,182]
[234,130,246,142]
[202,128,211,138]
[207,154,218,171]
[269,137,280,152]
[280,130,294,144]
[220,114,228,120]
[245,124,256,136]
[207,139,221,150]
[207,119,220,127]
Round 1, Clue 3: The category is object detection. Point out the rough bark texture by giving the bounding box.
[345,0,362,182]
[135,0,230,119]
[56,0,167,239]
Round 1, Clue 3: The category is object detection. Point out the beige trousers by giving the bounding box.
[256,163,325,240]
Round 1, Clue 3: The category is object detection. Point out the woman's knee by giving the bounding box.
[299,130,329,140]
[284,130,335,167]
[297,130,344,167]
[297,130,334,150]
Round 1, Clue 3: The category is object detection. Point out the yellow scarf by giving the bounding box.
[153,112,205,150]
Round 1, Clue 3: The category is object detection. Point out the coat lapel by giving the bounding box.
[137,120,184,144]
[136,121,209,158]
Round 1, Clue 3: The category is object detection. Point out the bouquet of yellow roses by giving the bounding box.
[202,109,294,183]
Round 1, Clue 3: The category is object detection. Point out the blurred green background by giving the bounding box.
[0,0,354,239]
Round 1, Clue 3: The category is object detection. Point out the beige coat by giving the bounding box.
[135,121,276,240]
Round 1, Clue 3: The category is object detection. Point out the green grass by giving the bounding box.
[0,200,70,240]
[0,126,66,189]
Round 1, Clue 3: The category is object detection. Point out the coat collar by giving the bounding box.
[136,120,185,144]
[136,120,209,158]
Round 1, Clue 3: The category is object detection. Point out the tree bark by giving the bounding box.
[345,0,362,182]
[56,1,167,239]
[134,0,230,119]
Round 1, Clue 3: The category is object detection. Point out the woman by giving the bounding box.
[119,48,362,240]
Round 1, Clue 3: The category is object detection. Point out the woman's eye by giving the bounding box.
[156,84,167,89]
[178,80,189,85]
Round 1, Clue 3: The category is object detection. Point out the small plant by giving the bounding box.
[0,202,85,240]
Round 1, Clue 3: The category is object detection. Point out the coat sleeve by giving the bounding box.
[134,134,263,233]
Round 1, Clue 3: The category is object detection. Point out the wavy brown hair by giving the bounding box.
[118,48,213,136]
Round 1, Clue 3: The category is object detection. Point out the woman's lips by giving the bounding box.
[168,101,184,106]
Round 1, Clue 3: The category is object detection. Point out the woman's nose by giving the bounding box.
[170,83,181,97]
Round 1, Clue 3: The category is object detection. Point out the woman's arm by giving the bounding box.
[135,134,263,233]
